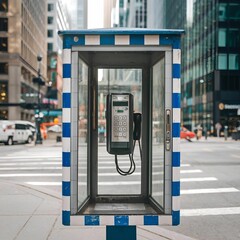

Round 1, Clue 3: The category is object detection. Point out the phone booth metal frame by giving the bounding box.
[59,29,183,228]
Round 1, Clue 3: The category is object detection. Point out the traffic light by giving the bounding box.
[32,77,45,86]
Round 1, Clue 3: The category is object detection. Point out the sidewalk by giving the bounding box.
[0,181,195,240]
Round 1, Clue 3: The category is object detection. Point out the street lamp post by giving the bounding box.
[200,79,208,139]
[32,54,45,144]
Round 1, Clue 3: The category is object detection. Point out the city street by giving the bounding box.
[0,138,239,239]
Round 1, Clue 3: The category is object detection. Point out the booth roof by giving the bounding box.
[58,28,184,37]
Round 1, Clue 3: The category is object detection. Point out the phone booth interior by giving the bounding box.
[61,29,182,226]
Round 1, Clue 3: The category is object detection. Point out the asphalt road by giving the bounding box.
[0,138,239,240]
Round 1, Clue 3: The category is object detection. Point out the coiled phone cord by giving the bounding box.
[114,139,142,176]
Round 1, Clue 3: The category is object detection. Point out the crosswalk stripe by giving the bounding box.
[181,187,239,194]
[181,207,240,216]
[153,187,239,196]
[0,167,62,170]
[181,177,217,182]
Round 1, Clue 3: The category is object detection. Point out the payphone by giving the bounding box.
[106,93,142,176]
[59,29,183,230]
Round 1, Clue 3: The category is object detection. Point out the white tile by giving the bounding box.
[115,35,130,45]
[63,49,71,64]
[172,167,180,182]
[63,78,71,93]
[144,35,159,45]
[173,49,181,64]
[172,196,180,211]
[173,78,181,93]
[62,196,70,211]
[173,108,181,123]
[62,167,70,181]
[85,35,100,45]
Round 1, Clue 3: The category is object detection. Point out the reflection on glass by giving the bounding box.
[98,68,142,195]
[78,58,88,207]
[151,59,165,207]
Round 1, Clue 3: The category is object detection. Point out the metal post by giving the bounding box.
[106,226,136,240]
[34,54,44,144]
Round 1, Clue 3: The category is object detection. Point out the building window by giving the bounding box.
[0,109,8,120]
[218,29,226,47]
[218,54,227,70]
[229,4,240,20]
[0,37,7,51]
[47,29,53,37]
[0,62,8,74]
[228,29,240,48]
[48,43,53,51]
[48,16,54,24]
[0,0,8,12]
[229,54,239,70]
[0,18,8,31]
[219,3,227,21]
[0,81,8,103]
[48,3,54,12]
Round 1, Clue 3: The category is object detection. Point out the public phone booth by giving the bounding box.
[59,29,183,238]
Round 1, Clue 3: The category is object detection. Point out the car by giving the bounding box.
[180,126,195,141]
[0,120,34,145]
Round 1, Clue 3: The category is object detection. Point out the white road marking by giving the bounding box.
[182,207,240,216]
[231,154,240,159]
[0,156,61,160]
[0,173,62,177]
[181,177,217,182]
[180,170,202,173]
[181,187,239,195]
[0,167,62,170]
[0,162,61,166]
[203,148,213,152]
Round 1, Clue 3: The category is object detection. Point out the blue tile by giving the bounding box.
[63,64,71,78]
[114,216,129,226]
[63,152,71,167]
[173,123,180,137]
[172,181,180,196]
[173,93,181,108]
[172,210,180,225]
[62,93,71,108]
[62,211,70,225]
[173,64,181,78]
[62,122,71,138]
[100,34,115,45]
[85,215,100,225]
[130,34,144,45]
[63,35,85,48]
[144,215,158,225]
[62,181,70,196]
[172,152,180,167]
[106,226,136,240]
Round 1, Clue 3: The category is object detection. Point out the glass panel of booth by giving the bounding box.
[78,58,88,208]
[97,68,142,195]
[151,58,165,208]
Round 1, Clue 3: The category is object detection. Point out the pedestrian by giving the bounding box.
[215,122,222,138]
[196,125,203,140]
[224,125,228,141]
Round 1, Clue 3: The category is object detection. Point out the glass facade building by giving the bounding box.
[182,0,240,134]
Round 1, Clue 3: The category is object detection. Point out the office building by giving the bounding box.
[47,0,70,114]
[0,0,47,120]
[182,0,240,134]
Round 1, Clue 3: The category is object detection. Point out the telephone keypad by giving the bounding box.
[112,112,129,140]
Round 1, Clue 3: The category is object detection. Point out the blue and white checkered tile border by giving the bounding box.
[61,31,181,226]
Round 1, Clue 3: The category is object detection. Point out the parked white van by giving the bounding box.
[0,120,35,145]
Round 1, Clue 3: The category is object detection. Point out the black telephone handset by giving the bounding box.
[133,113,142,141]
